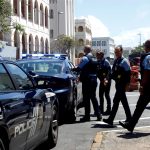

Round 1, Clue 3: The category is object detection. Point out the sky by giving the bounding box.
[75,0,150,47]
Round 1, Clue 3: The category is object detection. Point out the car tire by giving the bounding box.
[0,137,6,150]
[67,90,77,123]
[46,104,59,149]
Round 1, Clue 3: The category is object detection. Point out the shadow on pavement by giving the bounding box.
[117,132,150,139]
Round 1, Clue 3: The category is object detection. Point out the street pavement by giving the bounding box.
[90,86,150,150]
[91,126,150,150]
[51,80,150,150]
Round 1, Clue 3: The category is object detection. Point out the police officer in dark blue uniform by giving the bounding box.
[74,45,102,122]
[119,40,150,132]
[103,45,131,125]
[96,51,112,115]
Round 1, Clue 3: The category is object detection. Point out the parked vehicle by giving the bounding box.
[17,54,83,123]
[0,59,59,150]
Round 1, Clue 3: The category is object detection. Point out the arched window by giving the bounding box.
[35,36,39,53]
[21,0,26,18]
[79,39,84,46]
[14,30,20,59]
[22,33,27,53]
[13,0,18,15]
[29,34,33,54]
[34,0,39,24]
[78,26,84,32]
[40,4,44,26]
[45,39,49,54]
[45,7,48,28]
[14,30,20,47]
[28,0,33,21]
[40,37,44,53]
[0,32,4,41]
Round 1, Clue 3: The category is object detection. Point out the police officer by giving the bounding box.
[74,45,102,122]
[103,45,131,125]
[119,39,150,132]
[96,51,111,115]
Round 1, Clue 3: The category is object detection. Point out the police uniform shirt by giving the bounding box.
[78,53,91,69]
[142,53,150,70]
[98,58,111,69]
[119,57,130,71]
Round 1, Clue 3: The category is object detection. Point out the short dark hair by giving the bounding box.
[144,40,150,49]
[115,45,123,52]
[96,51,104,56]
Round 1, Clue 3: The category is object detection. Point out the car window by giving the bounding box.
[18,60,63,75]
[0,64,15,91]
[6,63,34,90]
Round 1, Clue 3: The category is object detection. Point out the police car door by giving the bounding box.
[5,63,44,150]
[0,63,31,150]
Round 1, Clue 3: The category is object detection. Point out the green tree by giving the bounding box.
[131,43,144,55]
[54,34,75,54]
[0,0,24,32]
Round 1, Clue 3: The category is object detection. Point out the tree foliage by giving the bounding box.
[0,0,12,32]
[52,35,75,54]
[0,0,24,32]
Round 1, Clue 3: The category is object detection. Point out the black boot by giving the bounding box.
[80,116,90,122]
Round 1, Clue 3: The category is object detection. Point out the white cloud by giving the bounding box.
[113,27,150,47]
[87,15,110,37]
[76,15,150,48]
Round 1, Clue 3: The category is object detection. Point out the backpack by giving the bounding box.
[79,55,97,82]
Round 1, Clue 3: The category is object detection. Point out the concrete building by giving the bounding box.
[92,37,115,62]
[0,0,50,59]
[75,18,92,57]
[50,0,75,62]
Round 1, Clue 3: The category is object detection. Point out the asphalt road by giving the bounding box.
[37,80,150,150]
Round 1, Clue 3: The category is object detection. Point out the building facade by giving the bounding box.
[75,18,92,57]
[0,0,50,59]
[50,0,74,40]
[49,0,75,62]
[92,37,115,62]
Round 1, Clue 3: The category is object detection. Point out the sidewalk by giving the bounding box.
[91,126,150,150]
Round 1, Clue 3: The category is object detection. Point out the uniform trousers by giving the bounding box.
[108,84,131,122]
[128,94,150,130]
[82,76,100,118]
[99,81,111,113]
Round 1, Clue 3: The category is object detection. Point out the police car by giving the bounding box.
[17,54,83,123]
[0,59,59,150]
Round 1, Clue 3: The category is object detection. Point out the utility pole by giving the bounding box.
[138,33,142,51]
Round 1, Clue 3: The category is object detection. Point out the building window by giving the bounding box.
[79,39,84,46]
[50,9,54,19]
[78,26,83,32]
[45,7,48,28]
[0,32,4,40]
[102,41,106,46]
[21,0,26,18]
[40,4,44,26]
[50,30,54,38]
[92,41,96,46]
[28,0,33,21]
[13,0,18,15]
[34,0,39,24]
[97,41,101,46]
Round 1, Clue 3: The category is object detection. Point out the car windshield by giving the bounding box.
[18,60,63,75]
